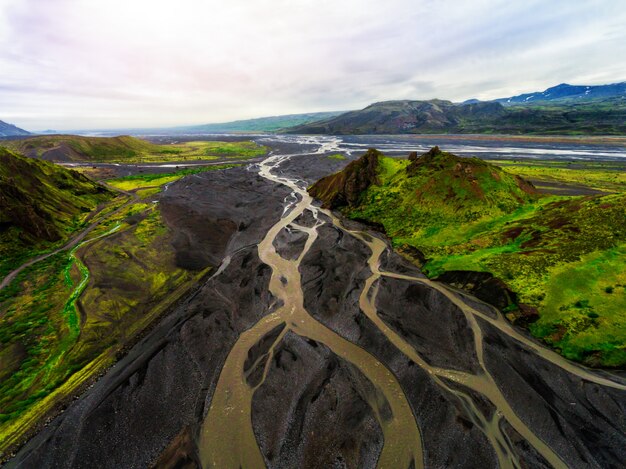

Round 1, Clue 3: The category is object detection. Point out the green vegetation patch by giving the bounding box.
[0,252,77,425]
[489,159,626,193]
[348,149,538,243]
[0,201,206,451]
[4,136,268,163]
[531,245,626,366]
[0,155,242,451]
[106,164,241,191]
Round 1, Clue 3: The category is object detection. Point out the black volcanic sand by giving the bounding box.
[251,332,384,469]
[7,146,626,469]
[274,150,354,185]
[479,317,626,468]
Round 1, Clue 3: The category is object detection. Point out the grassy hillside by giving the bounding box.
[4,135,268,163]
[0,162,245,455]
[309,148,626,367]
[487,159,626,193]
[310,146,539,230]
[0,201,203,454]
[289,98,626,135]
[0,147,113,276]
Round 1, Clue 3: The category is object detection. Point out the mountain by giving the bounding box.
[0,147,111,245]
[496,82,626,105]
[289,100,506,134]
[289,97,626,135]
[0,120,30,137]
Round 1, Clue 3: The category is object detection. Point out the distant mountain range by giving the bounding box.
[4,82,625,138]
[87,111,345,136]
[289,82,626,135]
[493,82,626,105]
[171,111,345,134]
[0,120,30,137]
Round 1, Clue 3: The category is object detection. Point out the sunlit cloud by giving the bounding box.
[1,0,625,130]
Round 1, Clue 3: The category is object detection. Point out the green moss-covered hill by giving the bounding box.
[0,147,110,243]
[309,148,626,367]
[310,146,539,231]
[0,147,112,276]
[3,135,267,163]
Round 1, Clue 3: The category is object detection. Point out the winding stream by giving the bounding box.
[199,148,423,469]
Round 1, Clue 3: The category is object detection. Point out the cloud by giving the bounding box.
[1,0,625,130]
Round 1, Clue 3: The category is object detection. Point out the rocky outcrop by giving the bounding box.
[307,148,381,209]
[433,270,541,326]
[407,145,442,167]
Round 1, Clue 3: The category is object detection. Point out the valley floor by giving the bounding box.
[1,135,625,468]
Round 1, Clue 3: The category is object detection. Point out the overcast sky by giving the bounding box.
[1,0,625,131]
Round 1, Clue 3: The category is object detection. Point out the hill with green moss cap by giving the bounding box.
[309,147,626,367]
[310,146,539,231]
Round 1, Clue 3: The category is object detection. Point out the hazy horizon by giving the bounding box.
[1,0,625,131]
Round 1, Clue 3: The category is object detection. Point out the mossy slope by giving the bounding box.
[4,135,267,163]
[309,147,626,367]
[0,147,113,278]
[0,147,110,243]
[0,172,217,455]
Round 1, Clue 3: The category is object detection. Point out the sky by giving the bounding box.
[1,0,625,131]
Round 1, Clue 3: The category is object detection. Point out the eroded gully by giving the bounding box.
[197,137,626,469]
